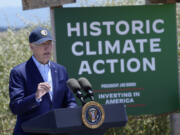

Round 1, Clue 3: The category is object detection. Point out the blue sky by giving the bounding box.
[0,0,83,27]
[0,0,22,8]
[0,0,50,27]
[0,0,97,27]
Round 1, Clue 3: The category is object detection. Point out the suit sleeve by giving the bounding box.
[62,68,77,108]
[9,69,40,115]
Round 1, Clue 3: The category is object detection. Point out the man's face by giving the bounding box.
[30,40,52,64]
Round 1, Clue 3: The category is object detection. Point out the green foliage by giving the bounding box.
[106,115,170,135]
[79,0,145,7]
[0,28,31,135]
[0,24,50,135]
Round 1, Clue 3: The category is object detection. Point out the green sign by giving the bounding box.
[54,4,179,115]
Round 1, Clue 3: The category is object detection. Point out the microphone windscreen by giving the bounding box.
[78,77,92,90]
[67,78,81,92]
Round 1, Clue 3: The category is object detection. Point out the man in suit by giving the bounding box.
[9,27,77,135]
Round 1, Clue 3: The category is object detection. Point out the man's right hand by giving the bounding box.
[35,82,51,99]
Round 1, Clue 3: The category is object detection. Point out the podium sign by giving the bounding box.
[54,4,179,115]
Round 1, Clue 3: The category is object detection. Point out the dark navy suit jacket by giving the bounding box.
[9,57,77,135]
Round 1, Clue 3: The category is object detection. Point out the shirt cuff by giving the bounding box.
[35,97,42,103]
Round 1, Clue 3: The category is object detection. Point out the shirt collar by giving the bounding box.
[32,55,50,68]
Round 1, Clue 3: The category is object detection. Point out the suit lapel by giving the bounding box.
[27,57,52,106]
[26,57,44,84]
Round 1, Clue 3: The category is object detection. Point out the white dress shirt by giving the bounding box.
[32,56,53,101]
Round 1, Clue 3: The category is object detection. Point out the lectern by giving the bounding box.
[22,104,128,135]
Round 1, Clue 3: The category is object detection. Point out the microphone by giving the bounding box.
[67,78,86,105]
[78,77,94,101]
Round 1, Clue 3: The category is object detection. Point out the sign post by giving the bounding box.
[22,0,75,10]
